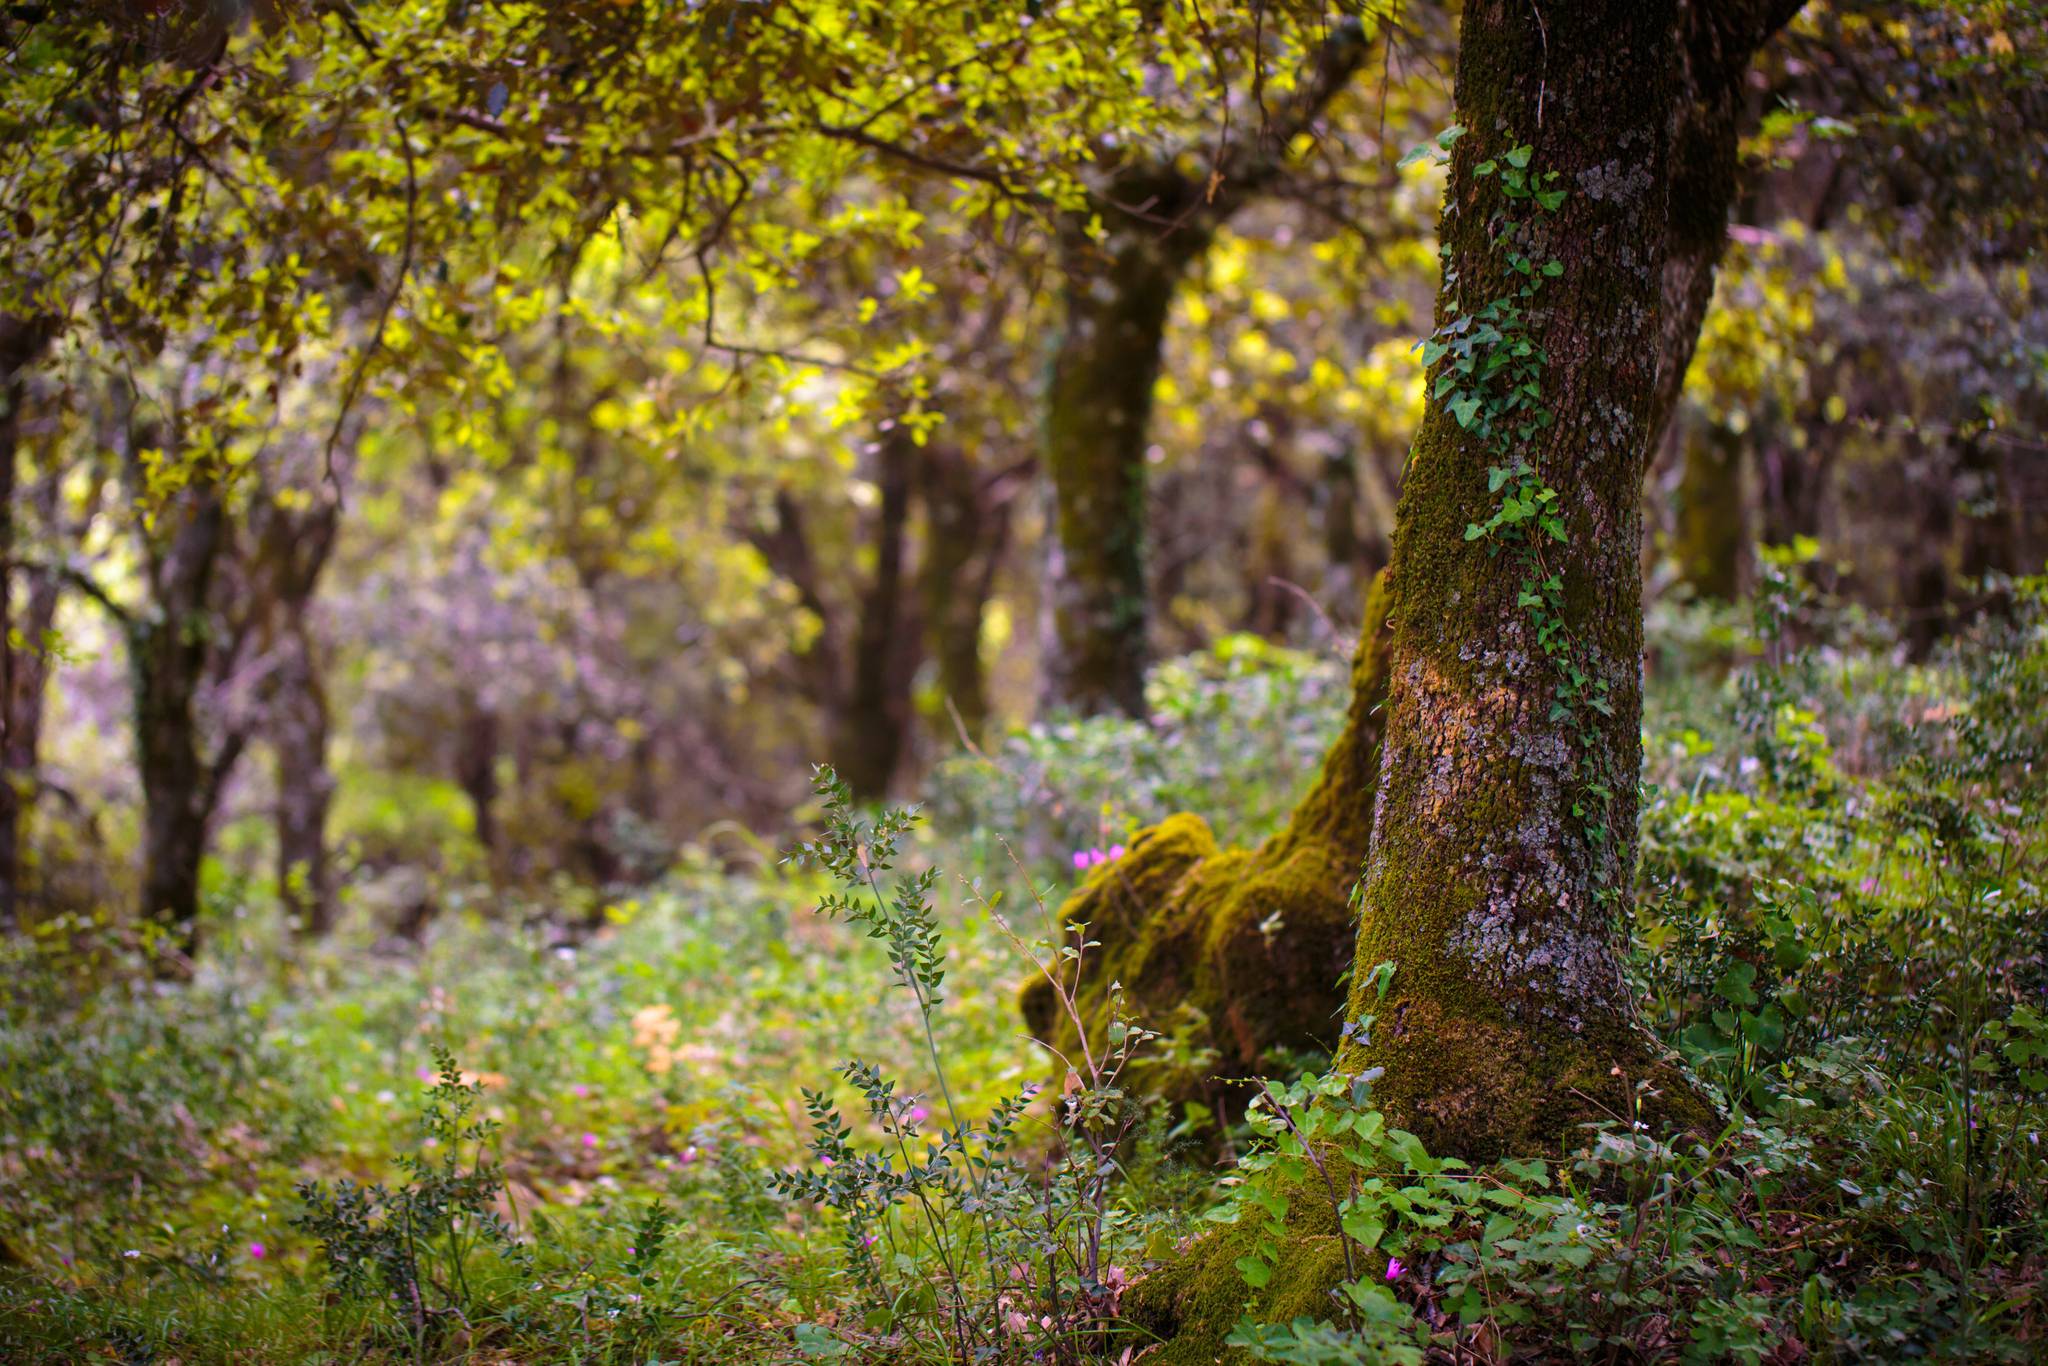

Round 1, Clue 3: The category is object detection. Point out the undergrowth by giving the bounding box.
[1,583,2044,1363]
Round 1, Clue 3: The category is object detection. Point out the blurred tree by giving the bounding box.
[1040,14,1371,715]
[0,312,56,930]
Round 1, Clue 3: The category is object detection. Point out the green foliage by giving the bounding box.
[929,633,1348,885]
[291,1047,529,1352]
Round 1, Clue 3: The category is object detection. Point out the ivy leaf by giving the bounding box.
[1339,1210,1386,1250]
[1504,144,1533,168]
[1488,465,1510,493]
[1541,258,1565,276]
[1464,522,1486,541]
[1449,395,1481,428]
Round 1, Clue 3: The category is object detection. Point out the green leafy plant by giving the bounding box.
[291,1047,528,1357]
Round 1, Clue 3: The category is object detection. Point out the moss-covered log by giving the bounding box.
[1022,575,1392,1094]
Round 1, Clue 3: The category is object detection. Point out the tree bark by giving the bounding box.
[1673,414,1747,600]
[1039,25,1370,715]
[1335,0,1706,1156]
[917,443,1012,746]
[1648,0,1810,454]
[1040,216,1201,717]
[826,424,921,800]
[455,693,501,873]
[131,476,234,961]
[0,315,52,932]
[269,617,336,933]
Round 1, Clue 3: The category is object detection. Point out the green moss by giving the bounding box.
[1123,1174,1351,1365]
[1022,577,1392,1099]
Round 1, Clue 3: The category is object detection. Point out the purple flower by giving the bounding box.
[907,1105,930,1125]
[1107,844,1126,861]
[571,1083,591,1099]
[1072,850,1091,871]
[249,1242,266,1260]
[581,1132,600,1149]
[1385,1257,1404,1281]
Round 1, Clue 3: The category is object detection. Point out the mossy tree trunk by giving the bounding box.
[1022,574,1393,1096]
[1040,27,1371,716]
[1041,217,1206,717]
[1334,0,1705,1157]
[1674,413,1747,600]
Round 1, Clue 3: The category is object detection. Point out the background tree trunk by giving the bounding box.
[1674,414,1747,600]
[1039,26,1370,715]
[0,315,52,932]
[826,424,920,800]
[918,443,1012,746]
[1040,222,1198,717]
[270,620,336,933]
[131,477,236,960]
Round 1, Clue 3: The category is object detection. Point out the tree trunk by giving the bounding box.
[1648,0,1808,454]
[0,315,51,932]
[0,345,22,933]
[1335,0,1710,1157]
[1039,27,1371,715]
[918,443,1010,746]
[271,620,336,933]
[131,477,234,961]
[827,424,920,800]
[1673,414,1747,600]
[1040,221,1198,717]
[1022,573,1394,1100]
[2,469,62,928]
[455,695,500,873]
[1957,434,2018,621]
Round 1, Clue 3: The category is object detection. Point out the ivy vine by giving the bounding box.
[1416,136,1616,851]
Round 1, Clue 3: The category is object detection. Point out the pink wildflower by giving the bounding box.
[581,1132,600,1150]
[249,1242,266,1260]
[1107,844,1126,861]
[1072,850,1091,871]
[1385,1257,1404,1281]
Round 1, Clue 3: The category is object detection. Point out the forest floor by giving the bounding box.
[3,599,2046,1364]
